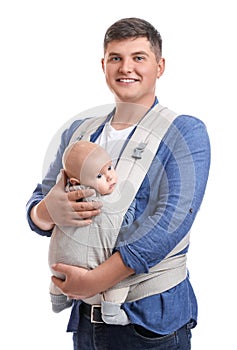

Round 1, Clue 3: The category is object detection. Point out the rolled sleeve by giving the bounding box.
[26,184,52,237]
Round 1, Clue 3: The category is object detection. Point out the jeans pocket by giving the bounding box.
[134,325,169,339]
[133,324,177,346]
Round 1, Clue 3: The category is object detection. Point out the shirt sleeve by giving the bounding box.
[122,198,136,227]
[25,119,84,236]
[115,115,211,274]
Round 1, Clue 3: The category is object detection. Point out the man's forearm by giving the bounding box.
[51,251,135,299]
[30,200,55,231]
[88,251,135,293]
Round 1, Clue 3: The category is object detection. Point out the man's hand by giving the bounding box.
[31,170,102,230]
[51,252,135,299]
[51,264,94,300]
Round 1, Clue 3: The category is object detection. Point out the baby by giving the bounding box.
[63,140,117,195]
[49,140,135,325]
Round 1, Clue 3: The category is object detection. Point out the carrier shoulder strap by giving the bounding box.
[69,103,178,226]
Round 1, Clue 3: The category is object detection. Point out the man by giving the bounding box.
[26,17,211,349]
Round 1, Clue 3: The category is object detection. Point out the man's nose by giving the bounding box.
[118,58,133,73]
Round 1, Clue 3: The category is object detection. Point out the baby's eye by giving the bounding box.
[97,173,102,179]
[108,165,112,171]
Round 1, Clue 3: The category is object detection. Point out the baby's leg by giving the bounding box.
[101,287,130,325]
[49,281,72,313]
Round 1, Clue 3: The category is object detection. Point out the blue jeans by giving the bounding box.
[72,311,193,350]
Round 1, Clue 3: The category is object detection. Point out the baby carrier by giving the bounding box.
[49,103,190,302]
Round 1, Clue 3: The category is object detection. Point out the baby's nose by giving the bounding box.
[106,173,112,181]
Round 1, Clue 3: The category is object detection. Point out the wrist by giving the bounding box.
[31,201,55,231]
[81,269,102,296]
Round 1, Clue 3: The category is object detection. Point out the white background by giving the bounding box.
[1,0,236,348]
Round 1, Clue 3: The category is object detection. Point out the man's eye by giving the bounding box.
[135,56,144,61]
[111,57,121,62]
[97,174,102,179]
[108,165,112,171]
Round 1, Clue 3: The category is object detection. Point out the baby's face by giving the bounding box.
[92,161,118,195]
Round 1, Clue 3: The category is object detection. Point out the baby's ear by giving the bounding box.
[69,177,80,185]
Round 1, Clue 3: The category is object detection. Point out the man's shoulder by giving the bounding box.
[160,112,209,148]
[173,113,207,134]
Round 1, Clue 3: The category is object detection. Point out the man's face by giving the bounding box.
[102,37,165,107]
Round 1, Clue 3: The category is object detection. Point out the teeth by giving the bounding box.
[120,79,135,83]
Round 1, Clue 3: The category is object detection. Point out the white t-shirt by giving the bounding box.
[95,120,135,164]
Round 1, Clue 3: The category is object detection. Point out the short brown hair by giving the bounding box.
[103,17,162,61]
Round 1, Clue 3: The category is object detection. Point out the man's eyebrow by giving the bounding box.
[107,52,120,57]
[132,51,149,56]
[108,51,149,57]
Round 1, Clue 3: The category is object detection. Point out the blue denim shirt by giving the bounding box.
[26,99,211,334]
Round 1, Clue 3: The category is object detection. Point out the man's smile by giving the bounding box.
[116,78,139,83]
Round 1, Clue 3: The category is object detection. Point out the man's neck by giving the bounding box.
[111,102,151,130]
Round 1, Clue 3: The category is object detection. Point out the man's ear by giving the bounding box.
[157,57,165,79]
[69,177,80,186]
[101,58,105,73]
